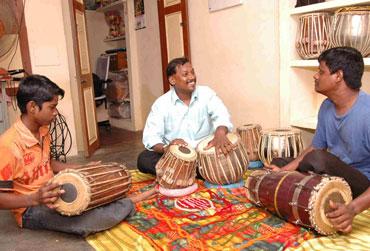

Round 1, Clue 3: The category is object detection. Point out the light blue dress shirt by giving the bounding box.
[143,85,233,149]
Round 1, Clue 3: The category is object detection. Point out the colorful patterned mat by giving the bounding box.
[87,170,370,251]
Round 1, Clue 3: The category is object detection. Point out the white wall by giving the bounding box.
[188,0,280,130]
[24,0,79,155]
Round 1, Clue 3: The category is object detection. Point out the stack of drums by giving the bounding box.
[51,162,131,216]
[295,12,332,59]
[258,128,303,166]
[155,145,198,197]
[245,169,352,235]
[330,7,370,57]
[197,133,249,188]
[237,124,263,169]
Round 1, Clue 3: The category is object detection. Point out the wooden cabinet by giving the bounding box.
[279,0,370,130]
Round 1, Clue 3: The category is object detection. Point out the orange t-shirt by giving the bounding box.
[0,120,54,227]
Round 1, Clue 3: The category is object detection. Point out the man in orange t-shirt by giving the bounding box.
[0,75,156,236]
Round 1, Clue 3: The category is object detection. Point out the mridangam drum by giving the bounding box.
[245,170,352,235]
[295,12,331,59]
[258,128,303,165]
[155,145,198,196]
[197,133,249,185]
[52,162,131,216]
[330,7,370,57]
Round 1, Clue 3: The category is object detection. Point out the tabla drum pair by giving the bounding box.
[197,133,249,187]
[258,128,304,166]
[51,162,131,216]
[296,12,332,59]
[237,124,263,168]
[245,170,352,235]
[155,145,198,197]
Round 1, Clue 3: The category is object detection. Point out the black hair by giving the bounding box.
[318,46,364,90]
[17,74,65,114]
[166,57,189,79]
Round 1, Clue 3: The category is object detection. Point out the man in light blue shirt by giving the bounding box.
[137,57,233,175]
[267,47,370,234]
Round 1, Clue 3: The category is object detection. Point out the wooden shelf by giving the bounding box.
[291,116,317,130]
[290,0,370,15]
[104,35,125,42]
[290,58,370,68]
[96,0,124,12]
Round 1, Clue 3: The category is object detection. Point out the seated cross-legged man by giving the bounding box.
[0,75,156,237]
[137,57,234,176]
[266,47,370,233]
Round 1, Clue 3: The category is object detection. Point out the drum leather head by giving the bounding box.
[52,169,91,216]
[309,177,352,235]
[196,133,238,153]
[170,145,197,161]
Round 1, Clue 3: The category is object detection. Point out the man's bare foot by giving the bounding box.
[128,188,158,203]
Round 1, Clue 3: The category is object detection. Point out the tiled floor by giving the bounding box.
[0,127,144,251]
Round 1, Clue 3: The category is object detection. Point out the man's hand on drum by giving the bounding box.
[169,138,188,147]
[30,182,64,209]
[204,126,233,156]
[326,200,356,233]
[264,164,281,172]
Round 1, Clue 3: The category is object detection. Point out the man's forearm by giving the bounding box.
[281,145,315,171]
[51,160,80,173]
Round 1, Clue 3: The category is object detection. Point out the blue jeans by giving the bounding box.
[22,198,135,237]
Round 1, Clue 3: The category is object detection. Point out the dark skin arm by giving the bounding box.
[152,138,188,154]
[326,187,370,233]
[51,159,81,173]
[0,182,63,210]
[265,145,315,171]
[203,126,232,155]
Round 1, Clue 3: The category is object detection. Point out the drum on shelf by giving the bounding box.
[295,12,331,59]
[155,144,198,196]
[330,7,370,57]
[51,162,131,216]
[245,170,352,235]
[197,133,249,185]
[258,128,303,165]
[237,124,262,167]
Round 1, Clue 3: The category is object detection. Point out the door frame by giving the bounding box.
[62,0,100,157]
[157,0,190,93]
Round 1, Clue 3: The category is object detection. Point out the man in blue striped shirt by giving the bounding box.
[137,57,233,175]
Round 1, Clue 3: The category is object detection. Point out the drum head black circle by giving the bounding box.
[60,183,78,203]
[179,146,191,154]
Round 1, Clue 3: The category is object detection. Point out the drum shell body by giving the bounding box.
[237,124,262,161]
[258,128,303,165]
[197,133,249,185]
[155,145,197,189]
[245,170,352,235]
[330,9,370,57]
[52,163,131,216]
[296,12,332,59]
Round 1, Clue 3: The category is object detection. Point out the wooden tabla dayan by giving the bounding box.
[156,144,198,189]
[51,162,131,216]
[258,128,303,166]
[236,124,262,161]
[197,133,249,185]
[245,170,352,235]
[295,12,332,59]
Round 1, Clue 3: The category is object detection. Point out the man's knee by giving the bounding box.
[137,150,159,175]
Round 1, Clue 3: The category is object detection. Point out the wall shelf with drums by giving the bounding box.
[289,0,370,15]
[279,0,370,133]
[290,58,370,68]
